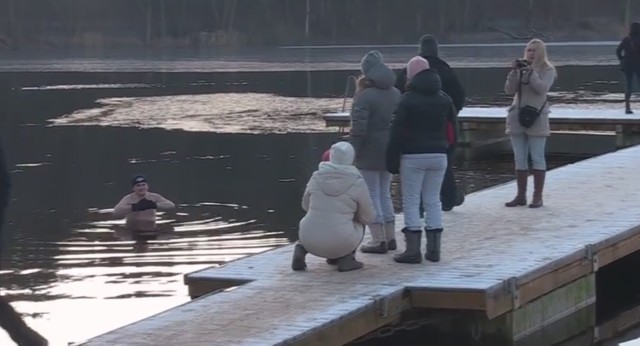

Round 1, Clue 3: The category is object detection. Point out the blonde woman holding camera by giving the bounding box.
[504,39,557,209]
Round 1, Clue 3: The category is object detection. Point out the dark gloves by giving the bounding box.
[131,198,157,212]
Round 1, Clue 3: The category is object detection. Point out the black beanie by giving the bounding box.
[131,174,147,186]
[419,34,439,57]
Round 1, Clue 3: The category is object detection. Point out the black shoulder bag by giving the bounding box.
[517,70,547,129]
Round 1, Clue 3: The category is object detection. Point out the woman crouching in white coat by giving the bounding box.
[292,141,377,272]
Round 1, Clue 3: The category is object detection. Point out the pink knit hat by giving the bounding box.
[321,149,330,162]
[407,56,430,80]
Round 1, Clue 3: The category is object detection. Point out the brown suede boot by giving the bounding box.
[529,169,546,208]
[505,170,528,207]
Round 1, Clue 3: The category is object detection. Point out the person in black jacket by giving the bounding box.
[396,34,466,212]
[387,57,456,264]
[616,22,640,114]
[0,140,48,346]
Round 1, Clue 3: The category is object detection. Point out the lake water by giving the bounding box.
[1,42,639,346]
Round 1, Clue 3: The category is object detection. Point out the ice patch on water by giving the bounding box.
[49,93,347,134]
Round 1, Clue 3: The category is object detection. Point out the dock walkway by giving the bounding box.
[82,145,640,346]
[324,106,640,149]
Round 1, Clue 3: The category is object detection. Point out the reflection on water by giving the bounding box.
[0,107,333,344]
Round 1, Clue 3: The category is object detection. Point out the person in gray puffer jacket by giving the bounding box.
[349,50,401,255]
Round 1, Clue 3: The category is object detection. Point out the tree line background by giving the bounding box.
[0,0,636,49]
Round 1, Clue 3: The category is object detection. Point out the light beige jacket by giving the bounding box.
[298,162,376,259]
[113,192,175,231]
[504,65,557,137]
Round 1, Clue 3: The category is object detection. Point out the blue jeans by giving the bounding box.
[510,134,547,171]
[360,170,394,225]
[400,154,447,232]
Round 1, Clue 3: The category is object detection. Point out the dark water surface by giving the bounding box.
[0,50,638,345]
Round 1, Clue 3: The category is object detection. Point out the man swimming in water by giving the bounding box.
[113,175,175,235]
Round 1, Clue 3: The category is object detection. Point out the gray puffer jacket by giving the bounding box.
[349,50,401,171]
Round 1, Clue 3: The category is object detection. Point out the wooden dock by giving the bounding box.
[80,145,640,346]
[324,107,640,149]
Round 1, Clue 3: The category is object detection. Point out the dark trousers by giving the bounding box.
[419,149,460,215]
[440,149,458,210]
[625,68,640,101]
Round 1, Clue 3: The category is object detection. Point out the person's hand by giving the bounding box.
[131,201,143,212]
[137,198,157,211]
[132,198,157,211]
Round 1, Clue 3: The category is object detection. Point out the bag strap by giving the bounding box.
[517,69,547,112]
[517,70,522,109]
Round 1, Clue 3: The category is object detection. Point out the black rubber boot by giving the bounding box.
[425,228,443,262]
[336,253,364,272]
[393,228,422,264]
[291,243,307,271]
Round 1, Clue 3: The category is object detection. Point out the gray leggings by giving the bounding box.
[360,170,394,225]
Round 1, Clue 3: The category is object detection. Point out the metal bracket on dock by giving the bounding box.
[374,295,389,318]
[507,277,520,309]
[584,244,599,272]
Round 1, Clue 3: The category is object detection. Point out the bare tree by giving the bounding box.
[624,0,632,29]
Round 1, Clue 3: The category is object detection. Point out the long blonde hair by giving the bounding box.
[355,75,373,93]
[524,39,554,70]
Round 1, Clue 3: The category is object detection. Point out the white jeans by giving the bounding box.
[359,170,395,225]
[400,154,447,232]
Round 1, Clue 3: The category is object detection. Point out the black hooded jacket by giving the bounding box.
[386,69,457,174]
[395,55,465,112]
[617,23,640,71]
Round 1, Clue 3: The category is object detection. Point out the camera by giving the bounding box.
[515,59,530,69]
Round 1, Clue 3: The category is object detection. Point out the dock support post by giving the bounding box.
[489,274,596,345]
[615,124,640,149]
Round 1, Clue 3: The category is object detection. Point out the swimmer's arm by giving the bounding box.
[152,194,175,210]
[113,196,133,217]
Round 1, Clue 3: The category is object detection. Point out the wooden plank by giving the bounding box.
[596,226,640,267]
[409,289,486,311]
[323,107,640,127]
[286,290,410,346]
[186,278,249,299]
[516,258,593,309]
[511,275,596,341]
